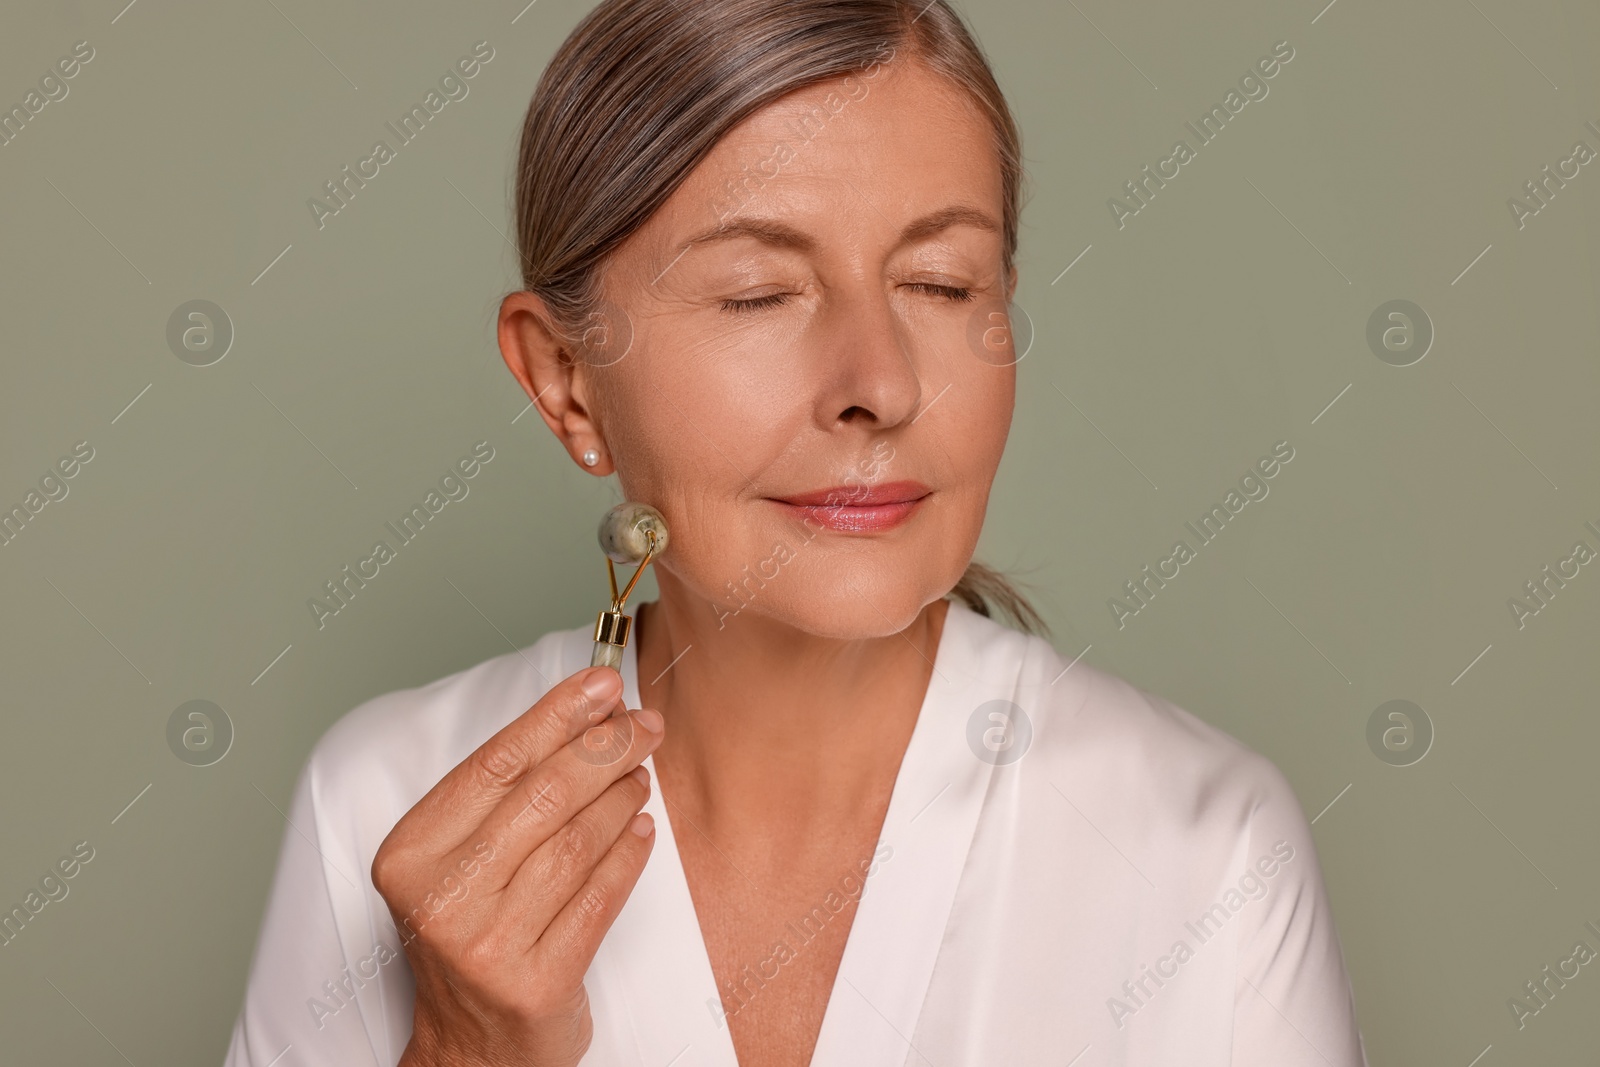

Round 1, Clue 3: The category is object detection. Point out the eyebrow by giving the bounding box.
[681,204,1000,255]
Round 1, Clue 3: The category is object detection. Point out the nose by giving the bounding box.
[810,284,924,432]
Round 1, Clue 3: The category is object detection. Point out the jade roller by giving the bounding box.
[591,502,669,669]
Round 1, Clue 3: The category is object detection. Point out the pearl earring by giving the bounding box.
[582,448,600,467]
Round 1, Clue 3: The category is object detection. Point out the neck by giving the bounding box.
[633,577,949,840]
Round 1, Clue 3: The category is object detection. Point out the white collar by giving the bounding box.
[588,600,1036,1066]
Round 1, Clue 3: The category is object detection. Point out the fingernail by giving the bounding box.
[635,708,664,734]
[629,765,649,786]
[581,667,620,704]
[629,812,655,837]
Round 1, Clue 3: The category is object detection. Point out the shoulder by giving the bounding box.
[301,623,585,826]
[1068,660,1290,810]
[961,605,1306,842]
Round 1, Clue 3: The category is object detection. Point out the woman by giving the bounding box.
[224,1,1367,1064]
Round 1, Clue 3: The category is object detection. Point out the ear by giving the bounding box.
[497,291,613,475]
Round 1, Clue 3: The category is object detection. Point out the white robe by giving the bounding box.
[222,600,1367,1066]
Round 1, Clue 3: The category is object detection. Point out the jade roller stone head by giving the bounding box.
[599,502,670,564]
[591,503,669,669]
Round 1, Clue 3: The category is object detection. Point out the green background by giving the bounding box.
[2,0,1598,1062]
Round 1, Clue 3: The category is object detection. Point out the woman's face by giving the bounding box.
[540,56,1017,640]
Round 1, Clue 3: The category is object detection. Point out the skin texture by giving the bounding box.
[382,54,1019,1067]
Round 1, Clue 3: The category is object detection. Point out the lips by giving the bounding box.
[768,480,931,532]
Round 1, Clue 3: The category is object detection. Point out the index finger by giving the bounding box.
[390,665,625,856]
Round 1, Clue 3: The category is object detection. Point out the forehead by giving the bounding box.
[643,57,1002,252]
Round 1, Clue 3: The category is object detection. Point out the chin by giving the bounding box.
[730,560,958,641]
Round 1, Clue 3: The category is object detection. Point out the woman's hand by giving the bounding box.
[372,665,662,1067]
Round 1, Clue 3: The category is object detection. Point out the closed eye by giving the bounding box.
[907,282,975,302]
[721,292,791,314]
[720,283,975,314]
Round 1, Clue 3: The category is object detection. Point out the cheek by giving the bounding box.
[603,340,803,501]
[947,362,1015,479]
[950,380,1012,524]
[597,351,794,588]
[913,360,1012,564]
